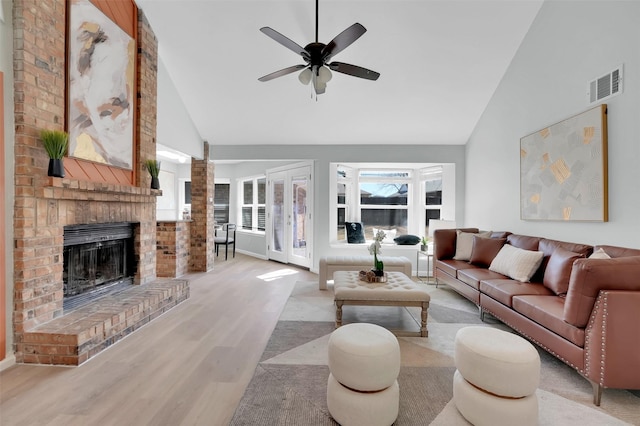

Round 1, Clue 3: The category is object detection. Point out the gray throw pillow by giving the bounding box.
[345,222,365,243]
[393,234,421,245]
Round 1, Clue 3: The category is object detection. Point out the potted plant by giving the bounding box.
[368,229,386,277]
[40,129,68,178]
[420,236,429,252]
[145,159,161,189]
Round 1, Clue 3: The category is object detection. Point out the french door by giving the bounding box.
[267,165,312,268]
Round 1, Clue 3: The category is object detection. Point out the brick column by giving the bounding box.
[190,142,215,271]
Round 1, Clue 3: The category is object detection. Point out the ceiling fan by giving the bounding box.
[258,0,380,95]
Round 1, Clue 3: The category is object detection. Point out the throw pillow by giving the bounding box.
[393,234,421,245]
[489,244,544,282]
[469,236,507,268]
[543,247,584,296]
[345,222,365,244]
[453,230,492,261]
[589,248,611,259]
[372,228,397,243]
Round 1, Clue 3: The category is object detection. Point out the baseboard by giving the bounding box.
[0,353,16,372]
[236,249,268,260]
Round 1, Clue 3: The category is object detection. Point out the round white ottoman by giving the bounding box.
[327,323,400,426]
[328,323,400,391]
[327,373,399,426]
[453,326,540,426]
[453,370,538,426]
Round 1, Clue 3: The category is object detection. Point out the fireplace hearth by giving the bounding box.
[63,222,137,310]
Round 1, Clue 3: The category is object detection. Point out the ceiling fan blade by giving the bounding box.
[258,65,307,82]
[260,27,308,58]
[321,23,367,61]
[328,62,380,81]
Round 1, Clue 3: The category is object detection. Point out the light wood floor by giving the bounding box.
[0,254,317,426]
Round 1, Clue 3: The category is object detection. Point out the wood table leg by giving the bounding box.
[335,300,343,329]
[421,301,429,337]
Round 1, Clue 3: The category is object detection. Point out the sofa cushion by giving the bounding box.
[506,234,541,251]
[435,258,477,278]
[345,222,365,243]
[489,244,544,282]
[433,228,479,259]
[458,268,508,290]
[469,236,506,267]
[538,238,592,257]
[480,279,554,307]
[453,230,491,261]
[512,295,585,347]
[543,247,584,296]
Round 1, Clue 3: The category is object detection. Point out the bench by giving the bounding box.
[319,255,412,290]
[333,271,430,337]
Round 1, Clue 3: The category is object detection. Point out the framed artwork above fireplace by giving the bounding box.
[67,0,136,170]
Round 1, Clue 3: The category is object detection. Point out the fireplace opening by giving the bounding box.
[63,222,137,311]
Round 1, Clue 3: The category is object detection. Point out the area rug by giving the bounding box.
[230,281,640,425]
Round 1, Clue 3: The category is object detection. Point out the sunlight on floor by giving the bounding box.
[257,268,300,282]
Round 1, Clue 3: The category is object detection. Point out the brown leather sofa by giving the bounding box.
[433,228,640,406]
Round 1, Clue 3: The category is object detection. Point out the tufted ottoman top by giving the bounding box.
[322,255,411,266]
[333,271,430,302]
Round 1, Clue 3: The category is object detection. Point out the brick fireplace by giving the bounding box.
[9,1,195,364]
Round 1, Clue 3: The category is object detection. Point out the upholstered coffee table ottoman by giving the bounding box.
[333,271,430,337]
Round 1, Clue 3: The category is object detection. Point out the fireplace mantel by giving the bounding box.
[39,177,161,202]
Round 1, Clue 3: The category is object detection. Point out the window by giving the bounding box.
[336,167,351,241]
[422,166,443,237]
[240,177,266,232]
[359,170,410,239]
[214,183,230,224]
[332,163,452,243]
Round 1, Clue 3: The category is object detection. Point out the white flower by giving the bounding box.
[368,230,386,256]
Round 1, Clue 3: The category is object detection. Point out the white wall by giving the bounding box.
[465,0,640,248]
[157,58,203,160]
[0,0,14,368]
[212,145,466,271]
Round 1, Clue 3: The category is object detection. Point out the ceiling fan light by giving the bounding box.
[318,65,332,83]
[298,68,312,85]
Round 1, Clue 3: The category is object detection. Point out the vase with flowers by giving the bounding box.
[369,229,386,277]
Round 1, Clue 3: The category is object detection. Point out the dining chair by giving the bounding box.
[214,223,236,260]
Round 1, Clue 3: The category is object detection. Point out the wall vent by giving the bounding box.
[588,65,623,104]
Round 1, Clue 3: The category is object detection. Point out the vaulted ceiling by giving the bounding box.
[136,0,543,147]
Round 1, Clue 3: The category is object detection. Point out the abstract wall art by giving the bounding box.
[68,0,135,169]
[520,104,608,222]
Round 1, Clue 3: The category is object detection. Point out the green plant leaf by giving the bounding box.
[40,130,68,159]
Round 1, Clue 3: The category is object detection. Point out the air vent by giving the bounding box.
[588,65,623,104]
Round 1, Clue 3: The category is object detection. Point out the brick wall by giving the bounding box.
[11,0,160,359]
[157,221,191,278]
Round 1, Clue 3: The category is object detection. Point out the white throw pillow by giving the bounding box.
[589,248,611,259]
[453,230,491,261]
[489,244,544,282]
[372,228,397,243]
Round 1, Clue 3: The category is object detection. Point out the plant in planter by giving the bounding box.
[40,129,68,178]
[145,159,161,189]
[368,229,386,276]
[420,236,430,252]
